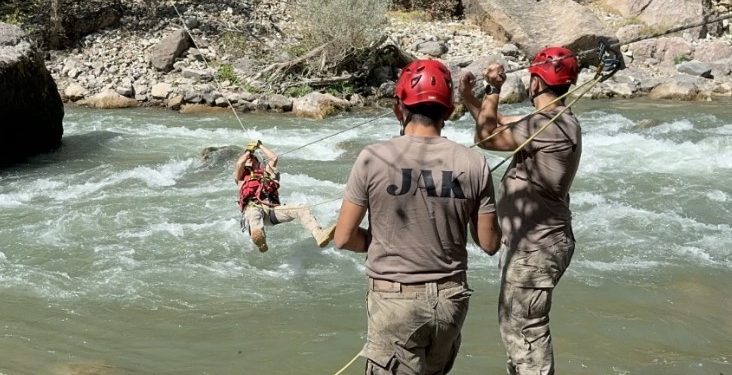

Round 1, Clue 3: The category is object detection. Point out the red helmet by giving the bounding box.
[528,46,579,86]
[395,59,454,119]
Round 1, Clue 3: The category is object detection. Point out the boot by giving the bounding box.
[312,224,336,248]
[250,228,268,252]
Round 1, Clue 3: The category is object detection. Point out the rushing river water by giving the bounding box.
[1,100,731,375]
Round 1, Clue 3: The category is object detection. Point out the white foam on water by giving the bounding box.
[572,191,608,206]
[259,263,296,280]
[280,173,343,190]
[579,112,635,135]
[0,251,6,262]
[574,193,732,268]
[707,124,732,135]
[0,179,65,207]
[0,192,31,207]
[705,189,728,202]
[116,159,195,188]
[580,131,732,175]
[646,119,695,135]
[576,259,665,272]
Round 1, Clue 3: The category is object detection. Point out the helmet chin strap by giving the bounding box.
[529,87,552,106]
[400,112,412,136]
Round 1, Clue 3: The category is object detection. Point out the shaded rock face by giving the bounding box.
[463,0,616,66]
[42,0,123,49]
[0,23,64,167]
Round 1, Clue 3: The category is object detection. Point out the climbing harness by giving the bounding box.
[237,166,281,210]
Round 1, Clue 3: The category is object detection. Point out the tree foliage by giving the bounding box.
[294,0,390,70]
[391,0,463,20]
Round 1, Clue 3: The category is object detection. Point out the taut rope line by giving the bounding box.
[172,3,247,132]
[504,10,732,74]
[469,76,598,148]
[278,110,392,157]
[490,74,603,173]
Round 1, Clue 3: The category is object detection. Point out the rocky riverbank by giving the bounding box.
[32,0,732,118]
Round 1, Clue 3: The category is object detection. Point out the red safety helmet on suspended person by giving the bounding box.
[395,59,455,119]
[528,46,579,87]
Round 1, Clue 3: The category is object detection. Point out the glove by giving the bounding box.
[245,140,262,152]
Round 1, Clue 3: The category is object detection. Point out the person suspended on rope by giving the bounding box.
[334,59,501,374]
[234,140,336,253]
[459,46,582,374]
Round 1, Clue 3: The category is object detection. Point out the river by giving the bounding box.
[1,100,730,374]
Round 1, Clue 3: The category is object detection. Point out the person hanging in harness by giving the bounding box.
[459,47,582,374]
[234,140,336,252]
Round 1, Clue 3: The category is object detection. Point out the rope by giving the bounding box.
[278,110,393,157]
[334,352,361,375]
[504,10,732,74]
[489,74,603,173]
[469,76,598,148]
[172,3,247,132]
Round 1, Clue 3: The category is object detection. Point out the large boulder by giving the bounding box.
[603,0,722,38]
[648,77,701,100]
[151,29,191,72]
[77,90,138,109]
[292,92,350,119]
[0,23,64,166]
[462,0,616,66]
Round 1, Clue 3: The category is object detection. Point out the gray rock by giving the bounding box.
[115,86,134,97]
[498,73,527,104]
[416,41,448,57]
[151,29,191,72]
[377,81,396,99]
[181,68,213,82]
[167,94,184,110]
[676,60,713,78]
[184,17,199,30]
[648,78,700,100]
[200,145,242,169]
[268,94,293,112]
[150,82,173,99]
[500,43,520,58]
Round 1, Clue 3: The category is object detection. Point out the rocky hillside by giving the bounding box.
[4,0,732,118]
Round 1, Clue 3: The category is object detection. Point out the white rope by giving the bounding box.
[171,2,247,132]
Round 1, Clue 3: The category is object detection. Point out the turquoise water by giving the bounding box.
[0,100,730,374]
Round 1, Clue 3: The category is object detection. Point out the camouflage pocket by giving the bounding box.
[510,286,552,320]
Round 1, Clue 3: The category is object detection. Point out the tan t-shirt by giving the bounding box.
[344,135,497,283]
[498,107,582,250]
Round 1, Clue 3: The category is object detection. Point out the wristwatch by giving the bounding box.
[484,85,501,96]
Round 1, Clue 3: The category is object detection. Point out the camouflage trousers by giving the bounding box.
[360,275,471,375]
[240,203,320,234]
[498,238,575,375]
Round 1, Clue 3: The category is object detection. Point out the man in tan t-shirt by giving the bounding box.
[335,59,502,374]
[460,47,582,374]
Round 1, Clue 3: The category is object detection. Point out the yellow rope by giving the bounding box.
[489,73,604,173]
[334,352,361,375]
[470,75,597,148]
